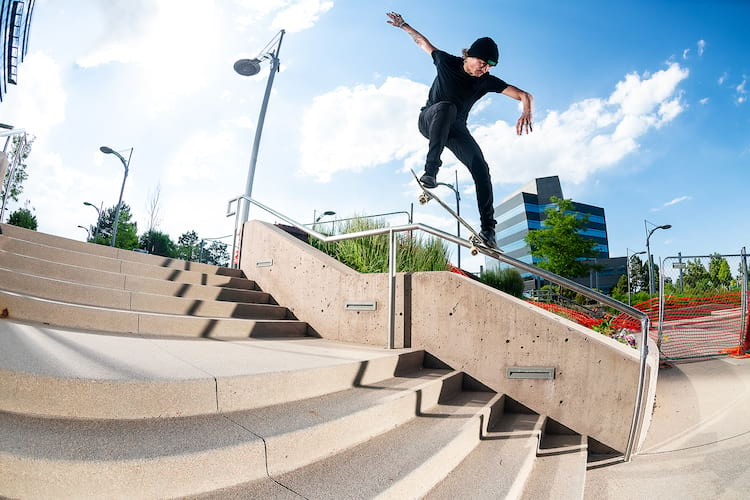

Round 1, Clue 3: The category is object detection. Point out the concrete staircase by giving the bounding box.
[0,223,589,499]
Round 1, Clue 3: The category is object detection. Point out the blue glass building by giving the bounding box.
[490,176,609,268]
[1,0,35,102]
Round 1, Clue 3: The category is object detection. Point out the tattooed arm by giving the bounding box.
[386,12,437,55]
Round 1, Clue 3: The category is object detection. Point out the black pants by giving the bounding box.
[418,101,496,231]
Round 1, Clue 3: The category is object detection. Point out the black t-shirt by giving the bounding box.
[425,49,509,122]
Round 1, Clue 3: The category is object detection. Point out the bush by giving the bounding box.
[480,268,525,298]
[309,217,449,273]
[7,207,37,230]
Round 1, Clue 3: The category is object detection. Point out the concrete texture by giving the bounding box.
[240,220,658,454]
[0,320,425,418]
[585,357,750,499]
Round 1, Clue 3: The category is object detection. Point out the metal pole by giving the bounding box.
[388,229,397,349]
[627,250,633,306]
[239,30,285,226]
[110,148,132,247]
[740,247,748,351]
[625,315,650,461]
[657,257,666,351]
[455,170,461,269]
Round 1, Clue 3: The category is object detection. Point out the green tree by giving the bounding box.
[139,230,176,257]
[7,204,37,230]
[176,230,201,261]
[629,255,648,292]
[682,259,710,290]
[708,253,732,288]
[524,197,599,279]
[611,273,628,297]
[203,240,229,267]
[92,202,139,250]
[0,135,34,204]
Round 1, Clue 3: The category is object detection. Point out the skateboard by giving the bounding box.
[410,169,498,257]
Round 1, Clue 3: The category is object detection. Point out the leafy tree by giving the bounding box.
[0,135,34,204]
[611,273,628,297]
[139,230,176,257]
[202,240,229,267]
[524,197,599,279]
[708,253,732,288]
[176,230,200,261]
[92,202,138,250]
[7,204,37,230]
[682,259,710,290]
[629,255,648,292]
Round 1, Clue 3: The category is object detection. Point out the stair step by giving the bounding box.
[0,222,242,276]
[521,433,588,500]
[0,290,307,339]
[0,323,426,418]
[0,267,287,319]
[216,390,498,499]
[0,250,268,302]
[426,408,545,500]
[0,357,452,498]
[0,237,255,288]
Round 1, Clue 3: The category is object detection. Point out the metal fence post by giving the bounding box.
[741,247,748,351]
[388,229,397,349]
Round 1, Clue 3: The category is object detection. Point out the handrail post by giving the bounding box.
[388,229,397,349]
[625,315,650,461]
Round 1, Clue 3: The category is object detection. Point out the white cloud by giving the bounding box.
[0,51,66,138]
[299,77,428,182]
[299,63,689,187]
[682,49,690,60]
[737,79,747,104]
[650,195,692,212]
[697,40,706,56]
[271,0,334,33]
[718,72,728,85]
[699,97,709,105]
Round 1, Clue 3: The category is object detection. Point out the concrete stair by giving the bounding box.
[0,223,591,498]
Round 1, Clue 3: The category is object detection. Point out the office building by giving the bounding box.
[1,0,35,102]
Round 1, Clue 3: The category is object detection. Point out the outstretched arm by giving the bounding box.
[502,85,534,135]
[386,12,437,55]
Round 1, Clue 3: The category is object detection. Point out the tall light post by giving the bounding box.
[234,29,285,225]
[626,248,646,306]
[76,225,90,239]
[314,210,336,224]
[100,146,133,247]
[83,201,102,240]
[436,170,462,268]
[645,220,672,296]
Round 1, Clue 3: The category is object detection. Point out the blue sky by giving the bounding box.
[1,0,748,272]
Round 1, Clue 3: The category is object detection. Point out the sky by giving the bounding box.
[1,0,749,273]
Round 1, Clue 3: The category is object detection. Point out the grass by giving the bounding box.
[309,217,450,273]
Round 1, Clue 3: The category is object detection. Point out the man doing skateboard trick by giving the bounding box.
[386,12,533,249]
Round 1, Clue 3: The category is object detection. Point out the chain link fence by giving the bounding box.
[657,249,749,360]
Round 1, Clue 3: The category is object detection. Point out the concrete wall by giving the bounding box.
[240,220,657,453]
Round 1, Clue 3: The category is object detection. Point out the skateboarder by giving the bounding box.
[386,12,533,249]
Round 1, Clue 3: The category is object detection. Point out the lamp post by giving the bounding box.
[76,225,90,239]
[626,248,646,306]
[83,201,102,240]
[234,29,285,225]
[99,146,132,247]
[314,210,336,223]
[436,170,462,268]
[645,220,672,296]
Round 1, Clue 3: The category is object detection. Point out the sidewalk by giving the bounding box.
[586,356,750,499]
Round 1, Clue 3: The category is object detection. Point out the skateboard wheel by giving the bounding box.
[470,246,478,256]
[418,194,429,205]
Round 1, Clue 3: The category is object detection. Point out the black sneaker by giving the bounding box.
[479,228,497,249]
[419,173,437,189]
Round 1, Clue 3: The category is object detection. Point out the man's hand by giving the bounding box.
[386,12,406,28]
[516,110,533,135]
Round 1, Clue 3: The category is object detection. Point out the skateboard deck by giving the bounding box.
[410,169,498,256]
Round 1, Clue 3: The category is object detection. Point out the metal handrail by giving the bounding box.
[227,194,651,461]
[0,128,28,224]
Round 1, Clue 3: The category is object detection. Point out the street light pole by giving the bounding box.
[83,201,102,240]
[626,248,646,306]
[100,146,132,247]
[645,220,672,296]
[436,170,461,268]
[234,29,285,225]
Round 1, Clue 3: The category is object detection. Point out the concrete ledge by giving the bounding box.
[240,220,658,453]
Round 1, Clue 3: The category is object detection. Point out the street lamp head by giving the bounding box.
[660,224,672,230]
[234,58,262,76]
[83,201,94,207]
[99,146,115,154]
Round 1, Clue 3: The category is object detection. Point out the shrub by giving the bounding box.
[480,268,525,298]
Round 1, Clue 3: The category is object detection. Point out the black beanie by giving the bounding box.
[467,37,499,66]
